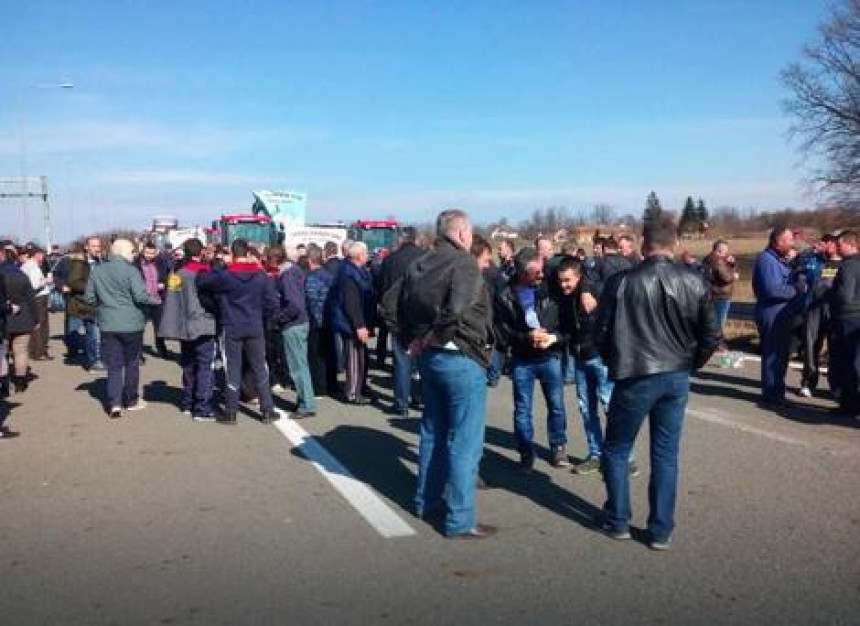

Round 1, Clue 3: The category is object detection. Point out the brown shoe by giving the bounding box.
[0,427,20,439]
[447,524,497,540]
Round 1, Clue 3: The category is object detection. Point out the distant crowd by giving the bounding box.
[0,212,856,547]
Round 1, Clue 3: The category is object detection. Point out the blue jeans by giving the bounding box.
[415,349,487,536]
[603,371,690,542]
[281,323,316,412]
[714,299,731,333]
[511,354,567,454]
[392,336,421,411]
[67,316,100,366]
[573,355,614,459]
[562,350,577,384]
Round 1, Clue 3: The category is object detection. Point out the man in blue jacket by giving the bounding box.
[752,227,805,407]
[197,239,279,424]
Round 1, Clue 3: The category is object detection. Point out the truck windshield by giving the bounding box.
[226,223,270,245]
[358,227,398,252]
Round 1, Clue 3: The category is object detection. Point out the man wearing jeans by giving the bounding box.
[597,218,720,550]
[403,209,495,540]
[555,257,638,476]
[277,253,316,418]
[494,246,568,470]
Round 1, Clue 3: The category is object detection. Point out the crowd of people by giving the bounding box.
[0,211,857,548]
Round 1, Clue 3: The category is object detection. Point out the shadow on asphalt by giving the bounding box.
[691,380,859,429]
[143,380,183,409]
[75,378,107,412]
[291,422,419,516]
[383,418,603,532]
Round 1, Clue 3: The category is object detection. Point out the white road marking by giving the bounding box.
[687,407,810,448]
[728,353,827,374]
[274,412,416,539]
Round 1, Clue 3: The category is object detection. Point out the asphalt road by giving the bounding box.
[1,317,858,625]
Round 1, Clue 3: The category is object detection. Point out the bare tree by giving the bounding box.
[782,0,860,206]
[591,203,615,225]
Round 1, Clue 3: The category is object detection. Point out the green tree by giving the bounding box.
[678,196,696,235]
[643,191,664,223]
[695,198,709,226]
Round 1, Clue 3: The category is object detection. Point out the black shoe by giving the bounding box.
[348,396,372,406]
[109,407,122,419]
[191,411,216,422]
[11,376,28,394]
[261,409,280,424]
[292,409,316,419]
[447,524,498,540]
[217,412,238,425]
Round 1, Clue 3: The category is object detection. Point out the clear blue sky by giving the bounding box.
[0,0,829,243]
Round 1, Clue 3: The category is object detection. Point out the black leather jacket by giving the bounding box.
[495,283,564,360]
[399,237,492,367]
[597,256,720,380]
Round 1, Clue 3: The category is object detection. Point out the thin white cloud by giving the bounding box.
[0,119,332,157]
[92,168,290,186]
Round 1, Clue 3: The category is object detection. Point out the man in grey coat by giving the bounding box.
[159,238,217,420]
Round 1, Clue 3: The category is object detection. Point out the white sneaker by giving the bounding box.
[798,387,812,398]
[126,400,148,411]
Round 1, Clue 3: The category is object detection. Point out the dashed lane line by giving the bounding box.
[274,412,417,539]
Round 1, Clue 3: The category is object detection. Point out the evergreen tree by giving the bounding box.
[643,191,664,223]
[679,196,696,234]
[695,198,709,226]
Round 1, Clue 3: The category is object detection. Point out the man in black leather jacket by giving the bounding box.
[378,227,426,416]
[495,246,569,470]
[401,209,496,540]
[596,218,720,550]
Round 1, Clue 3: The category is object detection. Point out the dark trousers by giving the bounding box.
[180,336,216,414]
[101,331,143,410]
[800,306,830,390]
[376,326,389,366]
[831,315,860,414]
[323,328,340,395]
[144,304,167,355]
[308,324,328,396]
[265,325,289,387]
[344,335,369,401]
[29,295,49,358]
[223,334,273,414]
